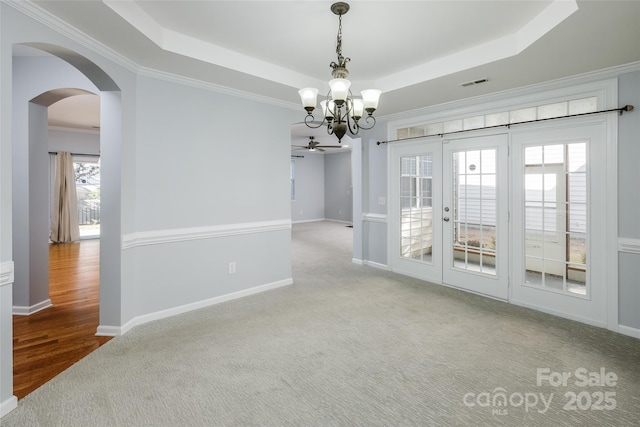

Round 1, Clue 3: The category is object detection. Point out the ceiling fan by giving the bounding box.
[292,136,342,152]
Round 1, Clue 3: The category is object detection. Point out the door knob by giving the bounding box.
[443,217,450,222]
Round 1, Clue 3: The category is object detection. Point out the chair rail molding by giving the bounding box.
[619,237,640,255]
[122,219,291,250]
[0,261,14,288]
[363,213,387,223]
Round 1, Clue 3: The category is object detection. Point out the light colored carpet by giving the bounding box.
[3,221,639,426]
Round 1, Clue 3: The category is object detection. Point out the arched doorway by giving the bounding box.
[10,42,122,398]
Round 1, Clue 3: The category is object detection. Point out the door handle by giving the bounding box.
[443,217,450,222]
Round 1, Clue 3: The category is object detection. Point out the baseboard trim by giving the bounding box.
[618,325,640,339]
[12,299,52,316]
[352,258,363,265]
[0,395,17,418]
[292,218,326,224]
[95,325,122,337]
[363,260,390,270]
[96,278,293,337]
[325,219,352,225]
[510,298,606,329]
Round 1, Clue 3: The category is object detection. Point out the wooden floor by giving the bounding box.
[12,240,112,399]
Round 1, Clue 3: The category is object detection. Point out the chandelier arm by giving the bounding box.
[303,113,327,129]
[346,112,360,135]
[356,115,377,130]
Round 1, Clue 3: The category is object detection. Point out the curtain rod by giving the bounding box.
[48,151,100,157]
[376,104,634,145]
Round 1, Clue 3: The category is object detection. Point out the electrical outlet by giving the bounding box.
[228,262,236,274]
[378,196,386,206]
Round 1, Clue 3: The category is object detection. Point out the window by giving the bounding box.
[395,96,598,140]
[74,158,101,238]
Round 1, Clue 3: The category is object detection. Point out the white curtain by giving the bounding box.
[51,152,80,243]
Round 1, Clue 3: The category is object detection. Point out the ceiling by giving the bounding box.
[12,1,640,149]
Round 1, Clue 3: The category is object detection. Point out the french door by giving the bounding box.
[510,123,607,326]
[442,135,509,300]
[389,139,442,284]
[389,122,608,326]
[390,134,509,299]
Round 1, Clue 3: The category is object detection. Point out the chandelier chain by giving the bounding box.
[336,13,343,61]
[331,10,350,75]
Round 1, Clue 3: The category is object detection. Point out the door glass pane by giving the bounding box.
[451,149,497,275]
[523,142,588,296]
[400,155,433,262]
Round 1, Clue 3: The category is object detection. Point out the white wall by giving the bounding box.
[49,129,100,155]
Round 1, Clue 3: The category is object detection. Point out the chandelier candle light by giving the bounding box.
[298,2,381,143]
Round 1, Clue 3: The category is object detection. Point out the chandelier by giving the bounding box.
[298,2,381,143]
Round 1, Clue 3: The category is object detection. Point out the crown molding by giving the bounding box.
[137,67,300,111]
[6,0,300,111]
[5,0,139,73]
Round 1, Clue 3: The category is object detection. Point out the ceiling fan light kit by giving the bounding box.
[298,2,380,143]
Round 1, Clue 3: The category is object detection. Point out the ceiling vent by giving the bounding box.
[460,78,489,87]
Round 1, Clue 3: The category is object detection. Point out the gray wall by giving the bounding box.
[324,151,352,223]
[128,75,295,316]
[617,70,640,329]
[290,150,355,224]
[291,152,324,222]
[361,126,389,266]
